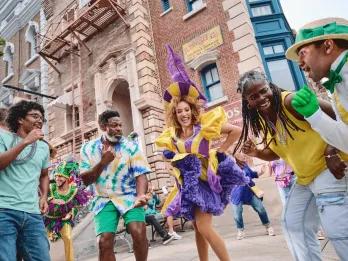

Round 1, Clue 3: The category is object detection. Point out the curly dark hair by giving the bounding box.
[98,110,120,126]
[6,100,45,133]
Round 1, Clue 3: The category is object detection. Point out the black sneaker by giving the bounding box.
[162,234,174,245]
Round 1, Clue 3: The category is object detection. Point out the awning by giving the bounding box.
[48,91,80,107]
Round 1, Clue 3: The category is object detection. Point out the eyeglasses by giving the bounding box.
[27,113,47,123]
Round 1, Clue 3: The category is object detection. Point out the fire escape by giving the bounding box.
[37,0,128,157]
[38,0,127,73]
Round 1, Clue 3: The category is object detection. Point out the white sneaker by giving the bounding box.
[237,229,245,240]
[266,226,275,236]
[168,231,182,240]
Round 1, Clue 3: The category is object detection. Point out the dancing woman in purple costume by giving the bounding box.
[155,46,248,261]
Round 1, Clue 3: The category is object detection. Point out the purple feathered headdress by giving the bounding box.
[163,45,207,107]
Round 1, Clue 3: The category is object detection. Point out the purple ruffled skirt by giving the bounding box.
[165,154,247,220]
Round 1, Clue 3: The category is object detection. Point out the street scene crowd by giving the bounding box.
[0,8,348,261]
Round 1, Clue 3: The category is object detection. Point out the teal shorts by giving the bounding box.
[94,201,145,236]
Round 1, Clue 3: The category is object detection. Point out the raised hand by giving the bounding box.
[241,139,258,157]
[291,85,319,117]
[100,144,116,166]
[133,194,150,208]
[23,129,44,145]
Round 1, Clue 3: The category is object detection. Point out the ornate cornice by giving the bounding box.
[0,0,41,40]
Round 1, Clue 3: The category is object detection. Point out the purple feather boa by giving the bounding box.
[45,188,90,235]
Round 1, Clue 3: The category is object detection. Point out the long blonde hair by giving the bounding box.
[166,96,201,132]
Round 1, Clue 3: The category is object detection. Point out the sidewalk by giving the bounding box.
[52,177,340,261]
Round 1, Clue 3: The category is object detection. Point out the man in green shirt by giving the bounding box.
[0,100,51,261]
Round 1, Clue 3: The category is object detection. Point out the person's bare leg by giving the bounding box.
[127,222,148,261]
[193,221,209,261]
[98,232,115,261]
[167,216,175,233]
[195,208,230,261]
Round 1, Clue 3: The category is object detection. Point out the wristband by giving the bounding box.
[324,154,338,159]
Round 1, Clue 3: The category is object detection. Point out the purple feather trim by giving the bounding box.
[207,165,222,193]
[168,154,249,220]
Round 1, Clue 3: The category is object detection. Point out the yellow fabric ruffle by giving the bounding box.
[155,128,176,151]
[200,106,227,140]
[161,185,179,215]
[333,91,348,124]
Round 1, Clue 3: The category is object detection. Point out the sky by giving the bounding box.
[279,0,348,30]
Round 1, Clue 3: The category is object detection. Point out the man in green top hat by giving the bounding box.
[45,160,89,261]
[288,18,348,155]
[285,17,348,261]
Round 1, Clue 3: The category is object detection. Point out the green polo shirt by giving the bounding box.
[0,130,50,214]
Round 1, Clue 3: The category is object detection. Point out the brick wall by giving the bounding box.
[148,0,242,104]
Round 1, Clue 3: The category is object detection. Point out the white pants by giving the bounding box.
[282,169,348,261]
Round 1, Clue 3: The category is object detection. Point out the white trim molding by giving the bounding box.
[19,69,41,91]
[187,49,220,71]
[24,21,39,63]
[183,3,207,21]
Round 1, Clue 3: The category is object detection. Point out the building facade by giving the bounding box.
[0,0,43,108]
[245,0,306,90]
[41,0,170,188]
[42,0,306,188]
[148,0,306,171]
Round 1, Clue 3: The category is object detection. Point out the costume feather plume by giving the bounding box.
[166,44,193,85]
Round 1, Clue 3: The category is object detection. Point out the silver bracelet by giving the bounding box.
[324,154,338,159]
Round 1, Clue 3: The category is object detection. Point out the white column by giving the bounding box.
[40,8,49,137]
[126,49,146,153]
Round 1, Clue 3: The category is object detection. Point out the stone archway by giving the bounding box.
[110,79,133,136]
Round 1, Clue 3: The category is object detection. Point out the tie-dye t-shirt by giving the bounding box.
[80,136,151,215]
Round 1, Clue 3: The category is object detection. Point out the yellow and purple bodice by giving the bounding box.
[156,106,227,183]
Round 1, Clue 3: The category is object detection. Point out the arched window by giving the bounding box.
[200,63,223,102]
[25,21,39,60]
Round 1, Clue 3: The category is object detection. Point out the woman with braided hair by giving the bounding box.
[234,70,348,261]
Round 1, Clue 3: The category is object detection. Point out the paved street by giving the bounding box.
[51,176,339,261]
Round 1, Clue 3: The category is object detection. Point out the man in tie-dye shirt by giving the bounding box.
[80,110,151,261]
